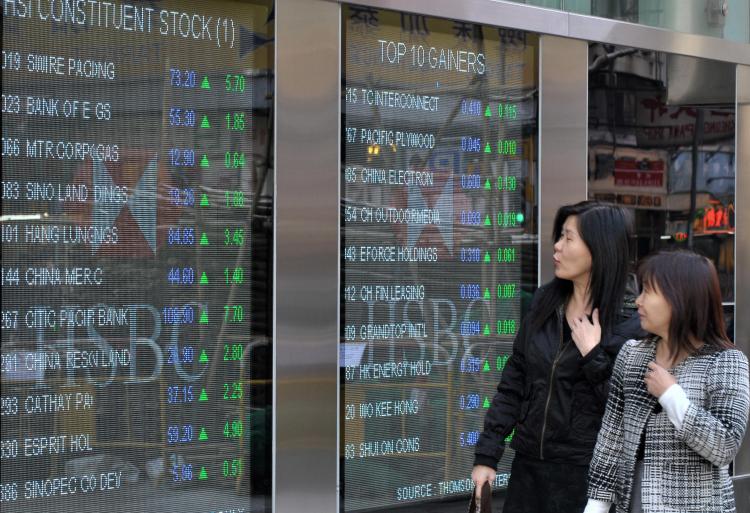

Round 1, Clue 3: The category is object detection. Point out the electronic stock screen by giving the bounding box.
[341,6,539,511]
[1,1,273,512]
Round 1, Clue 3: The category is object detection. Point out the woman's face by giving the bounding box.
[635,282,672,338]
[553,215,593,284]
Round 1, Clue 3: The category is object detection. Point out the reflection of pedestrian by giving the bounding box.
[410,388,428,412]
[584,251,749,513]
[472,201,644,512]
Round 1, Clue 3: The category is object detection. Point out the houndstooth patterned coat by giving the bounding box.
[587,337,750,513]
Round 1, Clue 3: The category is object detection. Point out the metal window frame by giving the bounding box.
[735,64,750,484]
[274,1,750,512]
[324,0,750,64]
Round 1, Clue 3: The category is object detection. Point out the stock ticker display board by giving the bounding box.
[1,1,274,512]
[341,5,539,511]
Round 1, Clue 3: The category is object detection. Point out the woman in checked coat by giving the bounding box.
[584,251,750,513]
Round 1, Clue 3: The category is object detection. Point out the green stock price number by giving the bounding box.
[497,175,517,191]
[497,283,517,299]
[225,112,246,131]
[224,305,244,323]
[225,228,245,246]
[497,354,511,371]
[225,73,246,93]
[223,419,244,439]
[225,190,245,207]
[497,247,516,263]
[222,458,243,478]
[223,381,244,400]
[497,211,524,227]
[497,103,518,119]
[497,139,517,156]
[497,319,517,335]
[223,343,244,361]
[224,152,246,169]
[224,267,245,284]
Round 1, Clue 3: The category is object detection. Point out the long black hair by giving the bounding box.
[638,250,733,361]
[530,201,633,334]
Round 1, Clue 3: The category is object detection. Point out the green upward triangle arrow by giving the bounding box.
[200,194,210,207]
[484,105,492,117]
[198,467,208,479]
[484,251,491,263]
[483,397,491,408]
[484,142,491,153]
[483,288,491,300]
[200,155,210,168]
[200,272,209,284]
[483,360,491,372]
[199,310,209,324]
[200,233,209,245]
[199,349,209,363]
[484,215,492,226]
[199,388,208,401]
[199,427,208,441]
[200,76,211,89]
[200,115,211,128]
[483,324,491,335]
[484,179,491,190]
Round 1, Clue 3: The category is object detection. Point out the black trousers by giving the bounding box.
[502,453,589,513]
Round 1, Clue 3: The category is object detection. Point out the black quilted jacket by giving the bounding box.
[474,287,644,468]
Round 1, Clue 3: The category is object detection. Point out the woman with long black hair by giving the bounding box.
[471,200,643,512]
[584,251,749,513]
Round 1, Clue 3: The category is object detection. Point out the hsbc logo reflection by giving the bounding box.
[357,297,498,368]
[2,303,208,388]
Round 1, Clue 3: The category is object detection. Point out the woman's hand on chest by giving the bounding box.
[644,361,678,398]
[568,308,601,357]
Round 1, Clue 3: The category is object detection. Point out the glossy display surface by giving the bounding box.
[587,46,736,306]
[341,6,539,510]
[1,1,273,511]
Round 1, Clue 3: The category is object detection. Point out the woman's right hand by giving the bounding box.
[471,465,496,499]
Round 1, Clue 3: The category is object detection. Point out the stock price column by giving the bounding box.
[161,63,252,497]
[341,7,538,511]
[1,1,260,512]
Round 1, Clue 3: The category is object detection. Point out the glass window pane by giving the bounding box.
[508,0,750,43]
[341,5,539,511]
[1,1,273,511]
[725,304,736,342]
[587,45,735,301]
